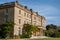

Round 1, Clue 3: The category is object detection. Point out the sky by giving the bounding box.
[0,0,60,26]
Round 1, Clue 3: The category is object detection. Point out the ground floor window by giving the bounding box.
[18,27,21,35]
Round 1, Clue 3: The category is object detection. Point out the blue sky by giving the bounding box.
[0,0,60,25]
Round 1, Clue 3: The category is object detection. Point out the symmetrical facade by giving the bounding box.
[0,1,46,37]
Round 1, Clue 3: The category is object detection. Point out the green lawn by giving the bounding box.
[0,38,60,40]
[30,38,60,40]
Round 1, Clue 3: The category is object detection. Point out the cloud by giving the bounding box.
[32,4,60,25]
[39,5,60,16]
[46,16,56,20]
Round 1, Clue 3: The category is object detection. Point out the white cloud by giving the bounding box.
[46,16,56,20]
[38,5,60,16]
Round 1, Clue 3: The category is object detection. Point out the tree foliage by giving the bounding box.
[21,24,38,38]
[45,24,60,37]
[46,24,57,30]
[0,21,14,38]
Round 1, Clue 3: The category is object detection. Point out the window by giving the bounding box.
[24,13,26,16]
[34,22,36,25]
[18,27,21,35]
[4,18,6,22]
[4,15,8,22]
[19,10,21,14]
[27,14,28,17]
[27,21,31,24]
[29,15,31,18]
[34,17,36,20]
[27,21,29,24]
[5,9,8,15]
[19,19,21,24]
[6,9,8,13]
[28,21,31,24]
[24,21,26,24]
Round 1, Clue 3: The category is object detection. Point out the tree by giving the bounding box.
[45,24,60,37]
[46,24,57,30]
[0,21,14,38]
[21,24,38,38]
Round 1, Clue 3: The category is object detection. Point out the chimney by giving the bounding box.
[16,0,18,3]
[24,6,27,9]
[36,12,38,15]
[30,9,33,12]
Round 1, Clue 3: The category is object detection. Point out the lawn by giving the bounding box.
[0,38,60,40]
[30,38,60,40]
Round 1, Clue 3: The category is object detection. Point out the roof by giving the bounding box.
[0,1,46,19]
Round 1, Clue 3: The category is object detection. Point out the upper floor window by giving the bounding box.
[34,17,36,20]
[24,21,26,24]
[19,10,21,14]
[27,14,28,18]
[29,15,31,18]
[28,21,31,24]
[27,21,29,24]
[5,9,8,15]
[24,13,26,17]
[19,19,21,24]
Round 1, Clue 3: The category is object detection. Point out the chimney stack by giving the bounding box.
[30,9,33,12]
[16,0,18,3]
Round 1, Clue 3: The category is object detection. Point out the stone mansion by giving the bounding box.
[0,1,46,38]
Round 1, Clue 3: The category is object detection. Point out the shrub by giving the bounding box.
[14,35,19,39]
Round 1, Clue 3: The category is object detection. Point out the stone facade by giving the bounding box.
[0,1,46,37]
